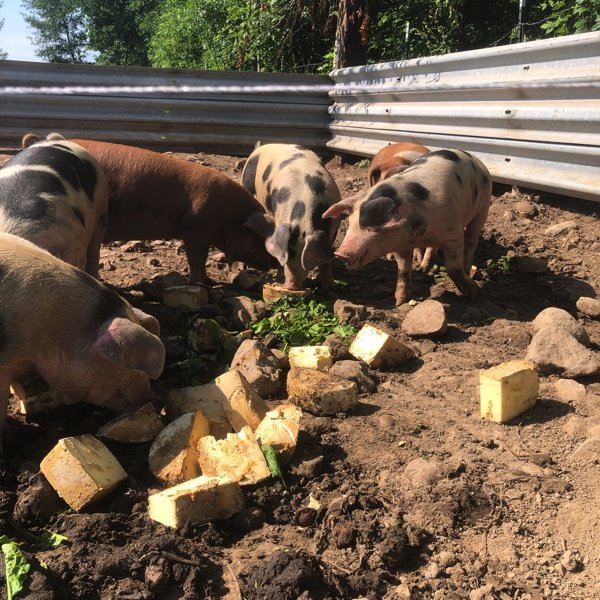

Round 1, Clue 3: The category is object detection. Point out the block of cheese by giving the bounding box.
[40,435,127,510]
[288,346,332,372]
[480,359,539,423]
[254,404,302,464]
[287,367,358,415]
[165,385,231,439]
[11,378,79,415]
[148,475,244,528]
[148,411,209,485]
[262,283,311,303]
[162,285,209,312]
[97,402,164,443]
[215,369,269,431]
[197,426,270,485]
[349,324,414,369]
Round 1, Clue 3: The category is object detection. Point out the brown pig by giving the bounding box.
[324,149,492,306]
[0,232,165,453]
[241,143,341,289]
[22,134,276,284]
[2,138,108,277]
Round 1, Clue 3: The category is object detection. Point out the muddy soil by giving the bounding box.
[0,148,599,600]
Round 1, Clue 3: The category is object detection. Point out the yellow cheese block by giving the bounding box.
[254,404,302,464]
[148,475,244,528]
[97,402,164,443]
[262,283,311,303]
[40,435,127,510]
[288,346,332,372]
[480,359,539,423]
[349,324,414,369]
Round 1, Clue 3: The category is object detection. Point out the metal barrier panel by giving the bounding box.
[328,32,600,202]
[0,61,332,154]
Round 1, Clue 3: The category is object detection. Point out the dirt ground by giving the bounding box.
[0,147,599,600]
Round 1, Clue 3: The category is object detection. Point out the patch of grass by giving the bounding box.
[357,158,371,168]
[250,296,354,351]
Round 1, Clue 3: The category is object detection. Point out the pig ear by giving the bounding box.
[131,307,161,337]
[94,318,165,380]
[243,211,276,238]
[301,231,334,271]
[265,223,291,266]
[21,133,41,148]
[46,132,65,141]
[322,194,360,219]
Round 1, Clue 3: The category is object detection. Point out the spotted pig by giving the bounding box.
[324,149,492,305]
[22,134,276,284]
[2,137,108,276]
[0,232,165,453]
[241,143,341,289]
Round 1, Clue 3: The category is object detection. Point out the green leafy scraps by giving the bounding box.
[261,445,287,489]
[250,296,354,351]
[0,535,30,600]
[37,530,68,549]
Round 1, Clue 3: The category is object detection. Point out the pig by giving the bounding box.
[22,134,276,284]
[0,232,166,453]
[241,143,341,289]
[323,149,492,306]
[366,142,435,271]
[1,138,108,277]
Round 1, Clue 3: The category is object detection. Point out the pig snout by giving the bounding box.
[93,317,165,381]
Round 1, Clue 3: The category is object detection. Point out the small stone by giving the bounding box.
[553,379,587,402]
[333,299,369,324]
[576,296,600,319]
[424,561,440,579]
[436,551,456,569]
[560,550,583,573]
[570,437,600,460]
[515,256,548,273]
[329,360,377,394]
[401,299,447,337]
[230,268,265,290]
[469,585,495,600]
[230,339,283,397]
[223,295,267,330]
[333,521,356,547]
[532,307,590,347]
[402,458,443,488]
[544,220,577,236]
[514,201,538,217]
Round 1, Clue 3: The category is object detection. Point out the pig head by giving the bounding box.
[368,142,430,186]
[0,233,165,453]
[241,143,341,290]
[324,149,492,305]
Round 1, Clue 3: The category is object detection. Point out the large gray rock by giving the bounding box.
[333,299,368,324]
[532,307,590,347]
[329,360,376,393]
[526,326,600,378]
[229,339,283,396]
[401,299,447,337]
[223,295,267,330]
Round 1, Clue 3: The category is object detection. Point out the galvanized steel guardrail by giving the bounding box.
[0,61,332,154]
[327,32,600,202]
[0,32,598,201]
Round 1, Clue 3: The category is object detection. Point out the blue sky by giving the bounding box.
[1,2,42,61]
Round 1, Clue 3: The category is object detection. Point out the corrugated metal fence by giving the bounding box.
[328,32,600,202]
[0,32,599,200]
[0,61,332,154]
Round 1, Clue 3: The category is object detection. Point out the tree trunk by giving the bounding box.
[333,0,369,69]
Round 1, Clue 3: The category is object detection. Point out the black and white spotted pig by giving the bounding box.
[0,232,165,453]
[241,143,342,289]
[0,138,108,276]
[323,149,492,305]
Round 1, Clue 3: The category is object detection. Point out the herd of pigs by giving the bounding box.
[0,133,493,453]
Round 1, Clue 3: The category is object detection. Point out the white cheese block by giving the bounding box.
[254,404,302,464]
[215,369,269,432]
[288,346,332,372]
[197,426,270,485]
[40,435,127,511]
[148,411,209,484]
[349,324,414,369]
[148,475,244,528]
[97,402,164,443]
[480,359,539,423]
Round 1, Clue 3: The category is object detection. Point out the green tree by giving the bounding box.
[537,0,600,36]
[21,0,88,63]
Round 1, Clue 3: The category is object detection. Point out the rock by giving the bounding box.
[163,286,209,312]
[469,585,495,600]
[322,334,351,362]
[553,379,587,402]
[223,295,267,330]
[401,299,447,337]
[329,360,377,393]
[436,551,456,569]
[526,326,600,377]
[142,271,188,301]
[230,339,283,397]
[286,367,359,415]
[570,437,600,460]
[187,317,239,360]
[544,220,577,236]
[230,268,265,290]
[332,299,369,324]
[532,307,590,347]
[488,319,531,349]
[576,296,600,319]
[402,458,443,488]
[514,201,538,217]
[515,256,548,273]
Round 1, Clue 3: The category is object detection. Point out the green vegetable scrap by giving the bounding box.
[250,296,354,351]
[261,445,287,489]
[1,535,30,600]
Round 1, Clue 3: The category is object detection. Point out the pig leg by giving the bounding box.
[418,247,437,272]
[442,240,479,299]
[182,237,212,284]
[393,250,413,305]
[463,207,490,274]
[85,222,107,279]
[318,262,334,290]
[283,265,306,290]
